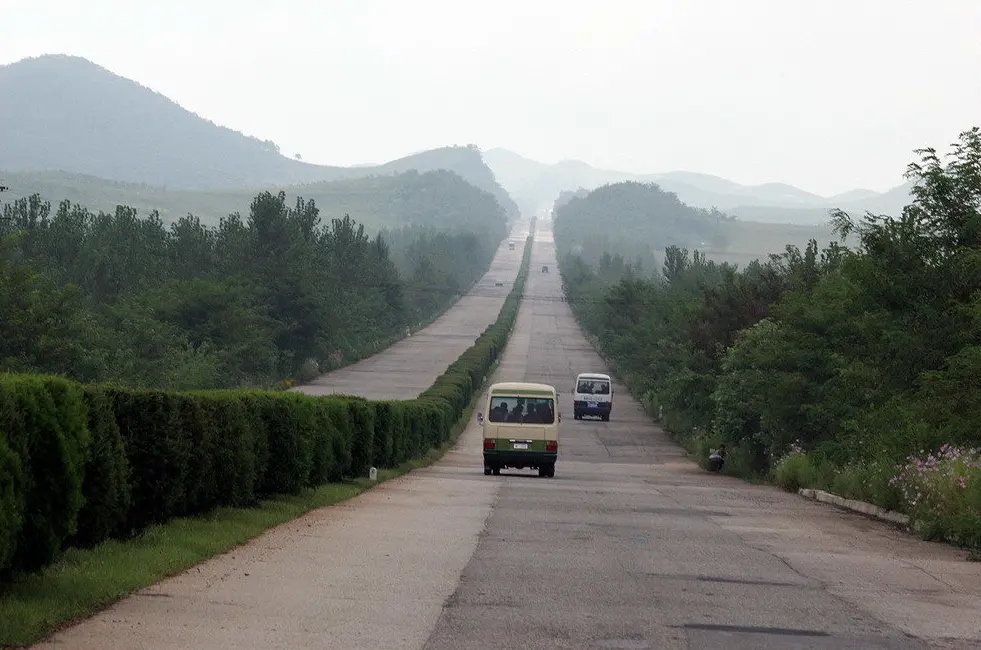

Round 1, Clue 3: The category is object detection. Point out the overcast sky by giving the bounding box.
[4,0,980,195]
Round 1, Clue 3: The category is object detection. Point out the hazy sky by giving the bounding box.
[4,0,980,195]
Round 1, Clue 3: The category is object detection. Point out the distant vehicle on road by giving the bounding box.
[541,265,548,273]
[572,372,613,421]
[508,240,516,250]
[478,382,559,478]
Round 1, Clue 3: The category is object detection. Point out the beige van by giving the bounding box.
[478,382,559,478]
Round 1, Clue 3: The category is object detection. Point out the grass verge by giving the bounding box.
[0,352,494,650]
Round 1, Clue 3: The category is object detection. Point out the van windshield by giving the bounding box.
[488,396,555,424]
[577,380,610,395]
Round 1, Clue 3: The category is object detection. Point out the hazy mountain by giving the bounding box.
[484,148,914,224]
[0,54,518,217]
[552,180,839,272]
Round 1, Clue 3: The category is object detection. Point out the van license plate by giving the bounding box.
[513,443,528,450]
[587,402,598,408]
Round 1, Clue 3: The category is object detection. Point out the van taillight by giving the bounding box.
[546,440,558,452]
[484,439,495,449]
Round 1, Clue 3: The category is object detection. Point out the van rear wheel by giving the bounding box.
[484,466,492,475]
[492,467,500,476]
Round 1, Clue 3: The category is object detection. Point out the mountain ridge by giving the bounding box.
[0,54,519,217]
[483,147,914,224]
[1,53,912,227]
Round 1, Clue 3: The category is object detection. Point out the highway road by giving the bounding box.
[32,220,981,649]
[293,220,531,400]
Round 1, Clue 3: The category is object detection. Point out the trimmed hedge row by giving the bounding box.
[0,223,536,579]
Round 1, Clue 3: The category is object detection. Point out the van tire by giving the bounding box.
[538,465,548,478]
[546,464,555,478]
[484,466,492,475]
[492,467,501,476]
[602,414,610,422]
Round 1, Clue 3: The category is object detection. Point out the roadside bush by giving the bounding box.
[326,399,355,479]
[193,392,257,508]
[0,433,24,574]
[389,402,411,466]
[71,386,131,548]
[828,458,903,512]
[236,391,270,500]
[110,388,190,532]
[255,392,306,496]
[0,376,89,573]
[347,400,375,476]
[174,393,215,514]
[292,395,321,488]
[891,445,981,548]
[772,446,827,492]
[372,402,397,468]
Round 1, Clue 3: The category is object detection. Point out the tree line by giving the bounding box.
[556,127,981,550]
[0,190,504,390]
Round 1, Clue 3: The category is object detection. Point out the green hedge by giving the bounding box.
[0,222,535,580]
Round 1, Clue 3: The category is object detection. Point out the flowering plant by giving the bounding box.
[890,444,981,547]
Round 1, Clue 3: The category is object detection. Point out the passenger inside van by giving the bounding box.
[487,397,555,424]
[489,402,509,422]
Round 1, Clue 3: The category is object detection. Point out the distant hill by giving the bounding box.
[553,181,719,270]
[0,168,507,234]
[552,181,839,272]
[484,147,913,225]
[0,54,519,217]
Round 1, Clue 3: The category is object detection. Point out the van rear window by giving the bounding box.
[577,380,610,395]
[488,396,555,424]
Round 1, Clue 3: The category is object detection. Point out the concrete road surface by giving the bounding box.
[293,221,531,400]
[32,221,981,650]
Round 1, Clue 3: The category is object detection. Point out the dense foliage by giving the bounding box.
[0,230,534,579]
[0,189,504,389]
[557,128,981,549]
